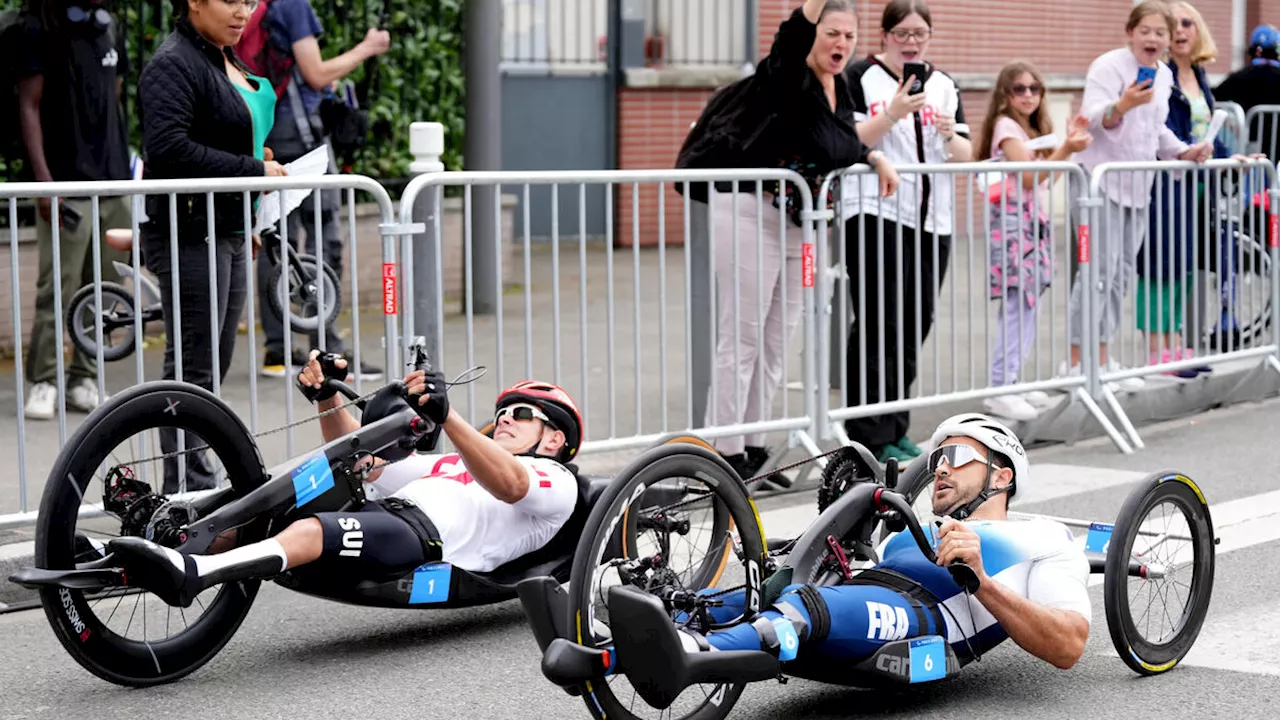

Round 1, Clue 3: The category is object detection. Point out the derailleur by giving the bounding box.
[104,466,167,538]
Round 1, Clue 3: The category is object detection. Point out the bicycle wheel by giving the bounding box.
[66,282,139,362]
[267,253,342,333]
[568,441,767,720]
[1104,471,1215,676]
[34,381,269,687]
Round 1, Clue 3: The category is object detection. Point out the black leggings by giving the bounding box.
[311,500,440,578]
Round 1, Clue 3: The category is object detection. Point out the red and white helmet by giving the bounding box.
[495,380,584,461]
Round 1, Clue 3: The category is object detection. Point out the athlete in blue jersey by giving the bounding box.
[663,414,1092,670]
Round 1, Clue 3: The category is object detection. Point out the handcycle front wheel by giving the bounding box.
[66,281,140,362]
[34,381,270,687]
[1104,471,1216,676]
[567,438,768,720]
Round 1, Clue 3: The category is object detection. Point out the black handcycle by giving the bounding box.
[7,339,738,688]
[517,442,1218,720]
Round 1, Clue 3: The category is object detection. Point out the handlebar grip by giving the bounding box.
[296,351,350,403]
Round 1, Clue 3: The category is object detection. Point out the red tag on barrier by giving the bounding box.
[1077,224,1090,264]
[802,243,815,288]
[382,263,397,315]
[1271,213,1279,249]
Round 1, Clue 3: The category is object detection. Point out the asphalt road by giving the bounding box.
[4,398,1280,719]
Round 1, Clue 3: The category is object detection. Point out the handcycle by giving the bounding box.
[516,440,1217,720]
[65,226,342,363]
[7,338,735,687]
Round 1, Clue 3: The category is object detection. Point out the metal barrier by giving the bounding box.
[0,175,399,529]
[1086,158,1280,449]
[1216,101,1247,156]
[396,168,825,462]
[1244,104,1280,160]
[815,161,1134,454]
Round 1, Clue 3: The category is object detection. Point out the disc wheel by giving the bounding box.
[568,440,768,720]
[1104,471,1216,676]
[66,281,139,362]
[34,381,269,687]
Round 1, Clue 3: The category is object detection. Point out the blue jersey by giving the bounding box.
[875,518,1093,655]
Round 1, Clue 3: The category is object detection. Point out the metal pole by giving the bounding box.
[690,199,712,428]
[409,122,446,357]
[464,0,502,315]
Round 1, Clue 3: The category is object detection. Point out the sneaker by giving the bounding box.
[23,382,56,420]
[261,349,311,378]
[1020,390,1053,407]
[1151,350,1199,379]
[340,355,384,382]
[1174,347,1212,375]
[875,442,917,465]
[744,445,792,490]
[983,393,1039,422]
[894,436,924,460]
[1103,359,1145,392]
[66,379,108,413]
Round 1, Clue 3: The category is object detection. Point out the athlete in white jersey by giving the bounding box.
[108,352,584,608]
[624,413,1091,672]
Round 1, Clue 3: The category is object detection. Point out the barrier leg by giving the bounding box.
[1073,386,1135,454]
[1266,354,1280,377]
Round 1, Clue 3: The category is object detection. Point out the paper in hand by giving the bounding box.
[1201,109,1228,147]
[255,145,334,234]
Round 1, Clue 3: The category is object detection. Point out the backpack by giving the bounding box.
[0,9,29,170]
[674,72,779,203]
[235,0,294,99]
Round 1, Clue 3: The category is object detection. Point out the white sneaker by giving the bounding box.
[24,382,56,420]
[983,394,1039,422]
[1020,390,1052,406]
[66,379,108,413]
[1103,360,1145,392]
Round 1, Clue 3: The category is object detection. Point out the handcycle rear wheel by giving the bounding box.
[66,281,139,362]
[1104,471,1215,676]
[35,382,269,687]
[568,439,768,720]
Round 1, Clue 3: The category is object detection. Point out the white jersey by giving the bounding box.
[840,58,968,236]
[874,517,1091,653]
[370,452,578,572]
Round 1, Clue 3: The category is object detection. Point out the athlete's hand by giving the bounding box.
[936,519,986,580]
[404,368,450,424]
[296,349,347,403]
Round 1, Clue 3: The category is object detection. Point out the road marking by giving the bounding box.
[1012,464,1150,506]
[1095,603,1280,678]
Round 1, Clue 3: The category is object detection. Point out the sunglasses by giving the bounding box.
[1179,18,1195,29]
[927,444,993,474]
[1010,83,1042,96]
[495,403,554,426]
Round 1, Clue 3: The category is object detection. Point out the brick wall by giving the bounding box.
[616,0,1248,247]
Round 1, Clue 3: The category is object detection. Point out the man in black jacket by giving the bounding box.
[16,0,132,421]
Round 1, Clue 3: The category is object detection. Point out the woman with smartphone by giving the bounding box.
[838,0,971,464]
[1063,0,1211,390]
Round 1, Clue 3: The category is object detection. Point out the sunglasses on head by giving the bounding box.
[1180,18,1195,29]
[1010,83,1042,96]
[927,444,993,473]
[495,403,554,426]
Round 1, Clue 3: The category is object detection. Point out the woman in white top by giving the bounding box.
[838,0,972,464]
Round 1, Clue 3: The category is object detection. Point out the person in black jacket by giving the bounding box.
[683,0,898,483]
[138,0,286,493]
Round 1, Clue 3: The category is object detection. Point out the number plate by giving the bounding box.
[409,563,453,604]
[291,453,335,508]
[772,618,800,662]
[909,636,946,683]
[1085,522,1114,554]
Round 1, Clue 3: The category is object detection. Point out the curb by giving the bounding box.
[0,539,38,608]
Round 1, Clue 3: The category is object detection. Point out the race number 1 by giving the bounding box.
[409,563,452,604]
[909,636,946,683]
[291,453,335,508]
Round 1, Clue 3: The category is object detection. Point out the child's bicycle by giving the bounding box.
[66,227,342,362]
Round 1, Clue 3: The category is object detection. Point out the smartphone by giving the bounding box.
[904,61,928,95]
[60,203,83,233]
[1136,65,1157,88]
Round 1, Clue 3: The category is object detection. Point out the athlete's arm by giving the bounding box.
[971,574,1089,669]
[439,409,531,504]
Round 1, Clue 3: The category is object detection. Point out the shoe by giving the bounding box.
[894,436,924,460]
[66,379,107,413]
[261,349,311,378]
[23,382,56,420]
[108,537,197,608]
[1020,390,1053,407]
[983,394,1039,422]
[1151,350,1199,379]
[875,442,916,464]
[744,445,792,490]
[722,452,754,480]
[1174,348,1212,375]
[1103,359,1145,392]
[340,355,384,382]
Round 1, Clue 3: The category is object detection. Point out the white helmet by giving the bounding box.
[929,413,1028,500]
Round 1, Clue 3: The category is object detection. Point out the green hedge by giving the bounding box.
[3,0,465,185]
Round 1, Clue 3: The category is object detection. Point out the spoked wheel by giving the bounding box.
[66,281,139,362]
[568,440,768,720]
[34,382,269,686]
[1104,471,1216,676]
[267,253,342,333]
